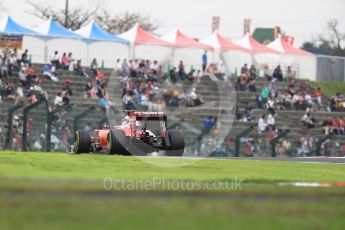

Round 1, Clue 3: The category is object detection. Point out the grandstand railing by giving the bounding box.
[22,97,52,152]
[4,101,24,150]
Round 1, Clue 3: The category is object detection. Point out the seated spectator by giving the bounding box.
[241,63,249,75]
[244,103,254,121]
[18,66,27,86]
[248,79,257,92]
[266,97,276,115]
[178,60,186,81]
[27,88,38,104]
[263,65,272,81]
[121,59,130,76]
[115,58,122,75]
[2,81,18,102]
[312,87,323,106]
[272,65,283,81]
[203,116,216,134]
[50,51,61,69]
[84,80,94,98]
[20,49,30,65]
[74,59,88,77]
[292,92,305,110]
[286,66,296,84]
[267,113,275,129]
[96,69,104,82]
[322,117,332,135]
[90,58,98,75]
[299,136,314,157]
[288,84,296,97]
[61,52,69,70]
[249,64,257,80]
[237,73,248,90]
[268,79,277,97]
[43,64,59,81]
[261,83,269,104]
[62,91,70,105]
[330,117,338,135]
[258,114,267,133]
[338,117,345,136]
[62,80,73,97]
[67,52,74,71]
[169,67,178,83]
[301,113,316,129]
[299,81,307,92]
[266,126,276,142]
[335,93,345,111]
[54,92,63,106]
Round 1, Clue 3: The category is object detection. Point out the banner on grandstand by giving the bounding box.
[0,34,23,49]
[285,36,295,46]
[212,16,220,32]
[243,19,251,35]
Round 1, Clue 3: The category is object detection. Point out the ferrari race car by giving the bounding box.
[73,110,185,156]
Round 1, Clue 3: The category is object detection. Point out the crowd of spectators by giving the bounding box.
[111,58,205,112]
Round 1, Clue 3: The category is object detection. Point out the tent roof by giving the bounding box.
[74,22,128,44]
[267,36,314,56]
[119,24,171,46]
[235,33,278,54]
[0,16,39,35]
[33,18,81,38]
[200,31,250,52]
[161,29,212,50]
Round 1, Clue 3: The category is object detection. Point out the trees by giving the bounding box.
[95,10,158,34]
[26,0,103,31]
[26,0,158,33]
[301,19,345,57]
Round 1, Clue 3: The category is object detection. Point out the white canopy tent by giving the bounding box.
[75,22,129,68]
[32,18,87,64]
[0,16,45,63]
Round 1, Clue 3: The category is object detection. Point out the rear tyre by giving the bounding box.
[165,130,185,156]
[74,130,91,154]
[107,129,130,155]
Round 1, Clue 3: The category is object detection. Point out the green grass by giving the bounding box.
[0,151,345,229]
[1,151,344,183]
[1,195,344,230]
[308,81,345,97]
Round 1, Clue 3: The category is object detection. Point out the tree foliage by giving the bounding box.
[95,10,158,34]
[302,19,345,57]
[26,0,158,33]
[26,0,103,31]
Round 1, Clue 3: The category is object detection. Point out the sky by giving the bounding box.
[1,0,345,47]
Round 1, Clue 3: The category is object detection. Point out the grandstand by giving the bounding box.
[0,59,344,156]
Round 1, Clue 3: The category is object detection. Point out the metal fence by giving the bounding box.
[316,55,345,82]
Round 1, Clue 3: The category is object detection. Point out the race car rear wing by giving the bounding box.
[123,110,167,121]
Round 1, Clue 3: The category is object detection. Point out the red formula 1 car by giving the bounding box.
[73,110,185,156]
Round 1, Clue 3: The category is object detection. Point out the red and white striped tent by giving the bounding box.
[119,24,172,61]
[161,29,213,70]
[235,33,280,67]
[267,36,316,80]
[200,31,252,74]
